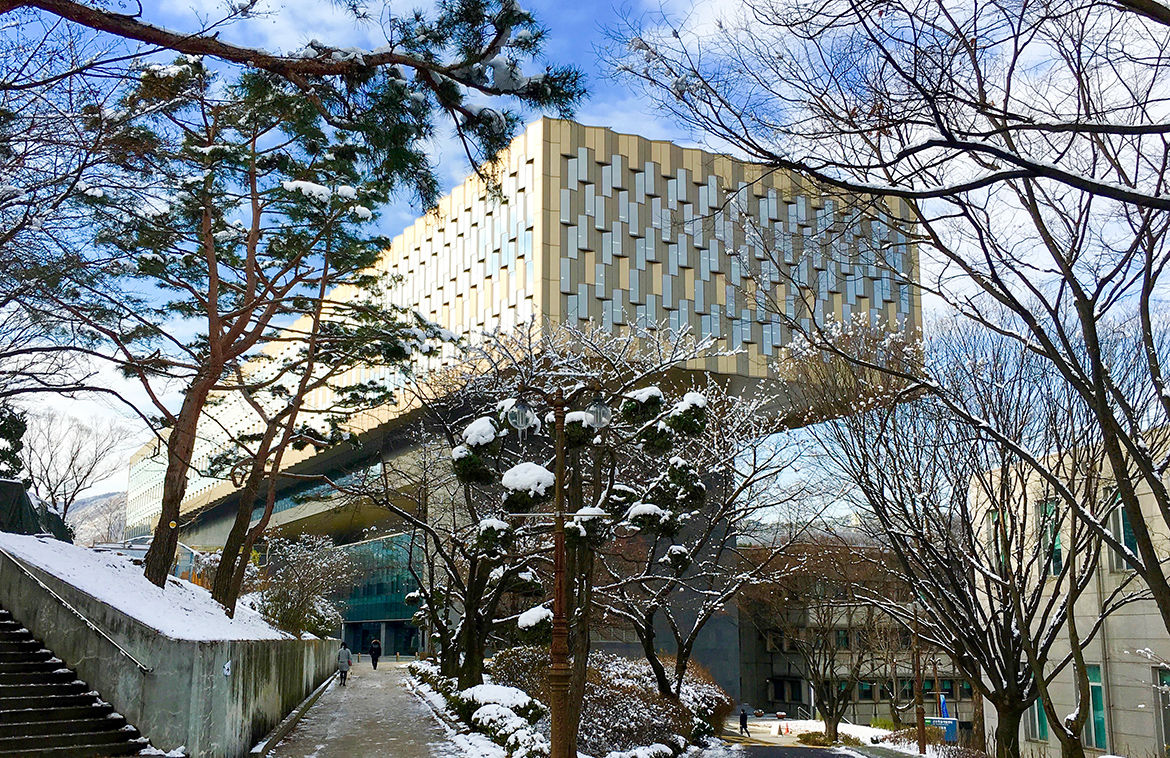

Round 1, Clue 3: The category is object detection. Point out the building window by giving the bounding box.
[1083,665,1107,751]
[836,629,851,650]
[1157,669,1170,757]
[858,682,877,702]
[1040,501,1062,576]
[1110,506,1138,572]
[1025,701,1048,742]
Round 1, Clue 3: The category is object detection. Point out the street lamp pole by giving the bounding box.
[913,606,926,755]
[549,388,571,758]
[506,386,610,758]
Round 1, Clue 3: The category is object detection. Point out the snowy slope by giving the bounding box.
[0,533,288,640]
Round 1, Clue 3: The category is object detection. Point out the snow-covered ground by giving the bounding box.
[0,533,288,640]
[777,719,892,743]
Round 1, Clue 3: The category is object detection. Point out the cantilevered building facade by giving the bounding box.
[127,116,919,543]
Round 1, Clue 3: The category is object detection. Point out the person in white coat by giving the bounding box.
[337,642,353,686]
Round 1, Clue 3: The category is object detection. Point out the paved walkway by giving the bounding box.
[269,660,457,758]
[721,717,809,747]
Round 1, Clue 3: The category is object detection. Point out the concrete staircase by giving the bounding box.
[0,606,148,757]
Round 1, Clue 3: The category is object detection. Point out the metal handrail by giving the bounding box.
[0,544,153,673]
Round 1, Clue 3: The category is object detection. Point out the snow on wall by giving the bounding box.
[0,533,287,640]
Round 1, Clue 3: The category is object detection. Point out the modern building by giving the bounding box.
[735,534,977,728]
[124,117,921,684]
[335,532,419,656]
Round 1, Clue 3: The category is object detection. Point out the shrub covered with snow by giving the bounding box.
[453,444,496,485]
[665,392,707,436]
[621,386,665,424]
[410,660,549,758]
[516,605,553,644]
[454,683,546,724]
[501,462,555,511]
[472,703,550,758]
[488,646,733,757]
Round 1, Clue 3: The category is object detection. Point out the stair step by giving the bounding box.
[0,737,146,757]
[0,693,100,711]
[0,660,63,674]
[0,604,152,757]
[0,650,51,663]
[0,703,115,724]
[0,725,140,751]
[0,714,127,738]
[0,681,87,698]
[0,670,75,686]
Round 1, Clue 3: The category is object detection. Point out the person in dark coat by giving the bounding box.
[369,638,382,670]
[739,708,750,736]
[337,642,353,686]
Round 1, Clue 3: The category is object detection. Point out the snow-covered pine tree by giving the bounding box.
[0,404,26,482]
[64,60,449,595]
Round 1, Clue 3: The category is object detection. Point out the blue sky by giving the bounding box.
[56,0,716,492]
[143,0,708,236]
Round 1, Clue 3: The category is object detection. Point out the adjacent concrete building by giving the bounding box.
[984,474,1170,758]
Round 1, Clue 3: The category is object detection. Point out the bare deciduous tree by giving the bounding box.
[788,319,1146,758]
[20,410,131,521]
[611,0,1170,645]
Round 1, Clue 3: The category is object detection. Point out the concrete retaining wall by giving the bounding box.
[0,549,336,758]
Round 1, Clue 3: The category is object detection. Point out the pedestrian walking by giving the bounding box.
[369,638,382,670]
[739,709,749,737]
[337,642,353,686]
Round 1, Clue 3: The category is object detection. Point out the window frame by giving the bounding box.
[1025,701,1049,742]
[1083,665,1107,751]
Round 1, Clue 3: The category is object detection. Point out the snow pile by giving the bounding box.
[464,416,504,447]
[669,392,706,416]
[780,719,891,743]
[626,503,668,520]
[603,745,673,758]
[461,684,536,710]
[479,518,511,535]
[452,445,472,460]
[501,462,555,497]
[625,387,663,403]
[517,606,552,629]
[281,180,333,201]
[0,534,287,640]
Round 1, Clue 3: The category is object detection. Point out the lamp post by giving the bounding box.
[913,606,926,755]
[506,388,611,758]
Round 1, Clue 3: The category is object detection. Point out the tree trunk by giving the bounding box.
[210,458,269,612]
[142,381,213,587]
[636,615,673,697]
[972,685,986,753]
[1054,731,1088,758]
[566,543,593,753]
[993,706,1025,758]
[825,712,840,743]
[457,568,486,689]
